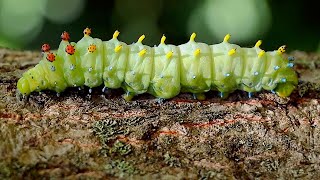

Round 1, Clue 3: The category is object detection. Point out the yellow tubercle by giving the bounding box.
[138,35,145,43]
[258,50,265,58]
[113,30,120,39]
[277,45,286,54]
[161,35,166,44]
[88,44,97,53]
[138,49,147,57]
[83,27,91,36]
[194,48,200,56]
[114,45,122,53]
[190,33,196,42]
[228,48,236,56]
[223,34,231,42]
[166,51,173,59]
[255,40,262,48]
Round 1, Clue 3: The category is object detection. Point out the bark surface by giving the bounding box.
[1,47,320,179]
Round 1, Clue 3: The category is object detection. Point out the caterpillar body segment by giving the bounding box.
[148,41,181,99]
[103,34,129,89]
[123,36,154,100]
[210,41,243,95]
[57,40,85,88]
[39,53,67,93]
[17,28,298,100]
[179,35,212,95]
[75,35,104,88]
[239,47,267,93]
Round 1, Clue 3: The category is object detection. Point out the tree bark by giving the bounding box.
[1,47,320,179]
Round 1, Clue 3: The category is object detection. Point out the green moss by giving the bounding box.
[100,140,132,156]
[199,169,233,180]
[92,119,129,146]
[104,160,136,178]
[92,119,132,157]
[163,152,181,167]
[298,82,320,97]
[0,162,12,178]
[110,140,132,155]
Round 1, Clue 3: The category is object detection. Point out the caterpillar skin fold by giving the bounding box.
[17,28,298,101]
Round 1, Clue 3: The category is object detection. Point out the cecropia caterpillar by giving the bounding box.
[17,28,298,101]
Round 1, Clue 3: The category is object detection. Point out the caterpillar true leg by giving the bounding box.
[123,91,135,101]
[193,93,206,100]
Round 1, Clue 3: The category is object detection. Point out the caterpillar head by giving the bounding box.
[17,77,31,95]
[17,66,45,96]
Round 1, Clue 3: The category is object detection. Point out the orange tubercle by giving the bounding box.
[83,27,91,36]
[41,43,51,52]
[61,31,70,41]
[46,52,56,62]
[65,44,75,55]
[88,44,96,53]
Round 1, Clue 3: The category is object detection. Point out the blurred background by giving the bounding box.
[0,0,319,53]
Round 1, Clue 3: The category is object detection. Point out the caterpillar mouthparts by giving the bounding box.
[17,27,298,101]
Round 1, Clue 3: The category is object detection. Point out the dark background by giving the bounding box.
[0,0,319,53]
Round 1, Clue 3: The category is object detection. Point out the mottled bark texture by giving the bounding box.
[1,48,320,179]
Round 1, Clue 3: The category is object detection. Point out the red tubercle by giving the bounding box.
[65,44,75,55]
[41,44,51,52]
[46,52,56,62]
[61,31,70,41]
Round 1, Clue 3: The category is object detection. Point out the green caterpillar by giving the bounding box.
[17,28,298,101]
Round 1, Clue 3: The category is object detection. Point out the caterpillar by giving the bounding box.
[17,27,298,101]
